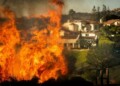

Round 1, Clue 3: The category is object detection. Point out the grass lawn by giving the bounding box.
[74,50,89,69]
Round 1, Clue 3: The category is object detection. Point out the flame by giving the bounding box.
[0,0,67,83]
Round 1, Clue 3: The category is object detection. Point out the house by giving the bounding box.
[60,28,98,49]
[62,19,100,32]
[80,32,98,48]
[86,20,100,31]
[104,19,120,26]
[60,28,81,49]
[60,28,80,36]
[62,20,79,31]
[60,19,99,49]
[61,35,81,49]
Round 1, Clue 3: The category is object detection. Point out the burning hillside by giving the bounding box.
[0,0,67,83]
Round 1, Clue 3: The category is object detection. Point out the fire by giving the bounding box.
[0,0,67,83]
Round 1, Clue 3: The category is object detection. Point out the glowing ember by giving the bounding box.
[0,0,67,83]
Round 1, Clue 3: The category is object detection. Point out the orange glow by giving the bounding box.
[0,0,67,83]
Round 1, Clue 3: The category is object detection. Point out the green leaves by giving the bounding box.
[103,26,120,42]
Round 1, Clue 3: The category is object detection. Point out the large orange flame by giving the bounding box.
[0,0,67,83]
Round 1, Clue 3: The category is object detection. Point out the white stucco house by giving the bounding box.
[60,19,99,49]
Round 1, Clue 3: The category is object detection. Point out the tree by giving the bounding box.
[92,5,97,14]
[96,6,101,21]
[97,6,100,13]
[103,26,120,42]
[69,9,76,15]
[92,5,97,21]
[102,4,107,17]
[102,4,107,13]
[69,9,76,20]
[79,44,114,84]
[86,44,114,69]
[103,26,120,56]
[107,6,110,12]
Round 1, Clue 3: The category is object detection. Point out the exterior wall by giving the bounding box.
[63,20,99,32]
[100,19,103,24]
[64,43,81,49]
[68,24,74,31]
[81,33,96,37]
[90,24,95,31]
[81,33,86,37]
[89,33,96,37]
[68,24,79,31]
[114,21,118,26]
[83,27,87,32]
[74,24,79,31]
[74,22,82,31]
[63,23,78,31]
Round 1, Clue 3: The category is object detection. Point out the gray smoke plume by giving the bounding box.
[0,0,64,17]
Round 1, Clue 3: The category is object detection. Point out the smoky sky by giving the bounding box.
[0,0,120,17]
[0,0,62,17]
[0,0,85,17]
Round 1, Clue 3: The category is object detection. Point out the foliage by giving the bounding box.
[103,26,120,42]
[69,9,76,15]
[74,50,88,69]
[105,14,120,21]
[92,6,97,13]
[81,69,96,82]
[68,9,76,20]
[99,29,114,45]
[86,43,114,69]
[109,65,120,83]
[63,50,79,74]
[63,50,88,70]
[91,4,110,21]
[102,4,107,13]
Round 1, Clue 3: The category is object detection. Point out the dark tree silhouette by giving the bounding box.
[69,9,76,20]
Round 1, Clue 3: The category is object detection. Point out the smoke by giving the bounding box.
[0,0,64,17]
[63,0,88,14]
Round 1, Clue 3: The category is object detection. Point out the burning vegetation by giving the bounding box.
[0,0,67,83]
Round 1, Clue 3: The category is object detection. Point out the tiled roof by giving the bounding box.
[61,35,79,39]
[61,35,80,43]
[104,19,120,25]
[60,28,80,34]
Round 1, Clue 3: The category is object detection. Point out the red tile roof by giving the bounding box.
[104,19,120,25]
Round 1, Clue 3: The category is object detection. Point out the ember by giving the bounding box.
[0,0,67,83]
